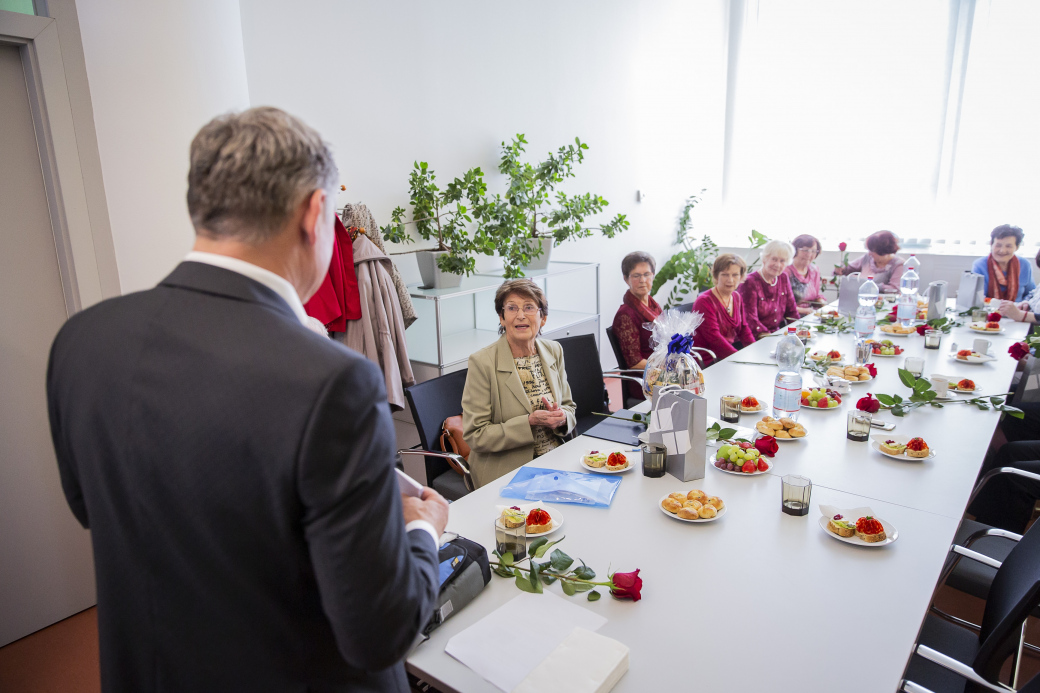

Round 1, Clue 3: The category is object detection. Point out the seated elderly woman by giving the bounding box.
[612,251,662,401]
[462,279,577,488]
[833,230,905,293]
[972,224,1036,303]
[737,239,800,339]
[691,254,756,366]
[785,234,825,316]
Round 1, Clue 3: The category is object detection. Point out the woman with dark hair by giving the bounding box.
[691,254,756,366]
[612,251,661,401]
[833,230,905,293]
[972,224,1035,302]
[785,234,825,316]
[462,279,576,487]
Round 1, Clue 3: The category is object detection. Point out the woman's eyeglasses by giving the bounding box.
[796,247,819,257]
[628,272,654,281]
[504,304,541,316]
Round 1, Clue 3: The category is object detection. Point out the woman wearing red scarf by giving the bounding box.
[612,252,662,401]
[971,224,1035,302]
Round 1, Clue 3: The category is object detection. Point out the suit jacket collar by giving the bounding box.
[495,335,559,413]
[160,261,299,323]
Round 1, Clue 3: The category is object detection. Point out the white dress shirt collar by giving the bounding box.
[184,251,309,326]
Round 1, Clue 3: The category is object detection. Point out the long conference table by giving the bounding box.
[406,304,1029,692]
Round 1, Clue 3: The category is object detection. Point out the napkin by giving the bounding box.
[820,504,873,520]
[512,627,629,693]
[445,592,608,692]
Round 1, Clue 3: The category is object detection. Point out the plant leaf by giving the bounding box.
[515,571,542,594]
[898,369,917,389]
[534,537,565,558]
[500,552,514,567]
[528,537,549,556]
[573,563,596,580]
[587,591,602,601]
[875,393,896,406]
[561,579,577,596]
[549,549,574,572]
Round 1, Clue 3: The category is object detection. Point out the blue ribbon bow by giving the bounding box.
[667,333,694,355]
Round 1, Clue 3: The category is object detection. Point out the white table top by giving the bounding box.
[406,307,1029,692]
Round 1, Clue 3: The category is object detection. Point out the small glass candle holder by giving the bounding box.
[971,308,987,323]
[494,518,527,561]
[924,329,942,350]
[846,410,872,441]
[904,356,924,378]
[641,442,667,478]
[781,475,812,516]
[720,395,741,423]
[854,339,872,366]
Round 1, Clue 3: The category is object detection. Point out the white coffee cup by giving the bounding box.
[929,376,949,398]
[973,338,992,355]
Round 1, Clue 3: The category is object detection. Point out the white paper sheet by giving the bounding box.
[513,627,629,693]
[445,592,608,693]
[820,504,873,520]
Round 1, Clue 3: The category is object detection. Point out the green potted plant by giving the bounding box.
[381,161,494,289]
[485,134,629,277]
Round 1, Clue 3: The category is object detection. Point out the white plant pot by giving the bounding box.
[522,237,554,271]
[417,250,463,289]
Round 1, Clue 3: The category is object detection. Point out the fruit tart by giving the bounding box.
[855,516,887,543]
[740,395,763,412]
[956,379,975,392]
[526,508,553,534]
[985,321,1001,331]
[905,437,930,459]
[605,452,629,471]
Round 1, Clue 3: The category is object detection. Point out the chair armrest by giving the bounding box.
[962,526,1023,551]
[951,544,1002,570]
[966,466,1040,509]
[905,645,1011,692]
[901,680,936,693]
[602,373,645,385]
[397,448,473,491]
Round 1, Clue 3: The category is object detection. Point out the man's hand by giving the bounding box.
[402,487,449,536]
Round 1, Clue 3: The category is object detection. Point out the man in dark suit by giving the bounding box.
[47,107,449,692]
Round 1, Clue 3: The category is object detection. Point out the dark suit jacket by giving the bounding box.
[47,261,439,692]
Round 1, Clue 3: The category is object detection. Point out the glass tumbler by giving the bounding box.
[904,356,924,378]
[641,442,667,478]
[972,308,987,323]
[781,475,812,516]
[494,518,527,561]
[720,395,741,423]
[846,410,872,441]
[924,329,942,350]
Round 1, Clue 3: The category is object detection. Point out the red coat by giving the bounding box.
[304,215,361,331]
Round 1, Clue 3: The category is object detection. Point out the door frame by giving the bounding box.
[0,7,119,313]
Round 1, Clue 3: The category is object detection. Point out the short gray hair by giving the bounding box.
[760,239,795,263]
[187,107,338,243]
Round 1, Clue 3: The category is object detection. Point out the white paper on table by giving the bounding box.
[512,627,629,693]
[820,504,873,520]
[445,592,608,693]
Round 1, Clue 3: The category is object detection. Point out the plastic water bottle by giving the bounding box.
[772,327,804,419]
[897,256,920,328]
[901,255,921,294]
[855,275,879,339]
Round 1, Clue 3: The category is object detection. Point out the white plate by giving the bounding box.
[711,451,773,475]
[847,375,874,385]
[755,428,807,442]
[496,508,566,538]
[969,323,1004,334]
[869,434,936,461]
[818,514,898,547]
[800,401,844,411]
[658,495,727,523]
[949,352,997,365]
[579,451,636,474]
[868,350,903,358]
[878,326,914,338]
[930,375,982,395]
[740,403,766,413]
[809,352,844,364]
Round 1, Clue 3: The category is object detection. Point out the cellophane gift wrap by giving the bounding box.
[642,309,706,399]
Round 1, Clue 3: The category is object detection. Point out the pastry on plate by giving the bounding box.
[501,506,527,529]
[855,516,887,543]
[741,396,763,412]
[705,496,724,510]
[677,506,700,520]
[698,504,718,519]
[755,421,775,435]
[956,379,975,392]
[661,497,683,513]
[686,489,707,502]
[774,429,791,438]
[605,452,629,471]
[683,499,703,511]
[669,492,687,502]
[906,437,930,458]
[985,322,1001,331]
[779,417,798,428]
[827,514,856,538]
[788,426,807,438]
[526,508,553,534]
[879,440,907,456]
[583,451,608,468]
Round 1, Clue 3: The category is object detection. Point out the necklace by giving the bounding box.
[713,288,733,316]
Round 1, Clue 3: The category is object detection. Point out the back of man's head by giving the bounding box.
[187,107,338,244]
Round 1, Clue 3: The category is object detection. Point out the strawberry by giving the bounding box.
[742,461,757,474]
[757,459,769,472]
[817,396,829,408]
[737,441,754,450]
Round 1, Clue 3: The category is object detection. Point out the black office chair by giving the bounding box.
[901,518,1040,692]
[402,369,473,501]
[555,334,611,437]
[604,326,646,410]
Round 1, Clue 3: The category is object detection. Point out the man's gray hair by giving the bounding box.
[187,107,338,243]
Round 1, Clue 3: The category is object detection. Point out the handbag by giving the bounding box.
[438,415,471,467]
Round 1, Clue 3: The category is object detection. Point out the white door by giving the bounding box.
[0,41,96,647]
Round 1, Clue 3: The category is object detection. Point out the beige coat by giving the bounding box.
[335,234,415,411]
[462,336,576,488]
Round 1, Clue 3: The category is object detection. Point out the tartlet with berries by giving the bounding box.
[905,437,930,459]
[525,508,553,534]
[955,379,976,392]
[855,516,887,543]
[740,396,763,412]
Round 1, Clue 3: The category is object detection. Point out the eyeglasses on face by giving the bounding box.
[504,304,541,316]
[628,271,654,281]
[796,247,819,256]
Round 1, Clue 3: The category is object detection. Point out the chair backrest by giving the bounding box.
[404,369,469,482]
[974,519,1040,680]
[604,326,628,369]
[675,302,694,313]
[555,334,609,420]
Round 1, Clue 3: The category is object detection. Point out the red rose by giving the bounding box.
[1009,342,1030,360]
[856,393,881,413]
[755,436,779,457]
[864,362,877,378]
[838,242,847,252]
[610,569,642,601]
[915,324,928,336]
[987,312,1002,322]
[888,307,898,319]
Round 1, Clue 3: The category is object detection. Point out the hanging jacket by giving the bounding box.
[341,203,417,328]
[304,215,362,331]
[335,234,415,411]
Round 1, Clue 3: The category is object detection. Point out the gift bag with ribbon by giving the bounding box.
[641,309,707,400]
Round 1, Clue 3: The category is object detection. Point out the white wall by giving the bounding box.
[238,0,732,364]
[77,0,252,293]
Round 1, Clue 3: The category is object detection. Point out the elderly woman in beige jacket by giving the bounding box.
[462,279,577,488]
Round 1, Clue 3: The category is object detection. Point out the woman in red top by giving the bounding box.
[737,239,800,339]
[692,254,756,366]
[612,251,662,400]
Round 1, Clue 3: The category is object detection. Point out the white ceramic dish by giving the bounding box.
[969,323,1004,334]
[579,451,636,474]
[950,352,997,365]
[878,326,913,338]
[818,514,898,547]
[929,375,982,395]
[869,434,936,461]
[495,508,565,538]
[711,453,772,475]
[800,401,843,411]
[658,495,727,523]
[740,402,766,414]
